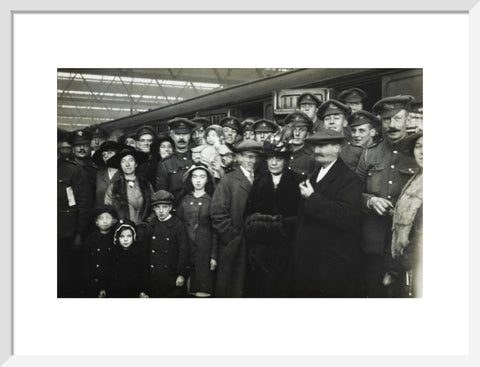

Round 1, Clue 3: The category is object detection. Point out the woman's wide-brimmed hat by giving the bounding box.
[92,141,127,166]
[150,133,175,160]
[105,147,149,169]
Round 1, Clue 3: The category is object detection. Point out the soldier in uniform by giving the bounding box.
[155,118,195,202]
[297,93,321,132]
[283,111,316,179]
[317,99,364,171]
[241,118,256,141]
[135,125,158,187]
[190,117,209,148]
[67,129,98,196]
[348,110,381,149]
[58,133,93,297]
[89,126,110,153]
[253,119,279,144]
[338,88,367,114]
[220,116,242,145]
[356,95,419,297]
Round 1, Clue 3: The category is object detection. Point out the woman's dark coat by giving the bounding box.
[292,158,362,298]
[243,169,302,297]
[106,174,153,223]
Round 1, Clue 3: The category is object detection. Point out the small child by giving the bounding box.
[177,163,218,297]
[107,219,146,298]
[200,125,224,179]
[82,206,118,298]
[141,190,190,298]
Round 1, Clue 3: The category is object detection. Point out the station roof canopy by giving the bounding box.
[57,68,294,131]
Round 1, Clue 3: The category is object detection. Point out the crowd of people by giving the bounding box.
[57,88,423,298]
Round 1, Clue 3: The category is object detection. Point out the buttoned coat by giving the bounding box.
[177,192,217,294]
[139,216,189,297]
[155,151,193,201]
[210,168,253,297]
[355,138,418,256]
[292,158,362,297]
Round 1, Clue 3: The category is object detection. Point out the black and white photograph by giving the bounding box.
[57,68,423,299]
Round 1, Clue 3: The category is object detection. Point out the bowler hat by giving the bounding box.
[305,128,346,145]
[231,139,262,154]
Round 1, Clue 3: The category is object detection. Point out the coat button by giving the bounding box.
[166,237,169,241]
[152,236,156,239]
[190,202,194,205]
[94,278,98,283]
[390,165,395,169]
[183,157,187,160]
[151,264,154,268]
[96,264,100,268]
[163,265,168,269]
[368,172,372,176]
[388,180,393,184]
[288,167,292,170]
[152,249,155,253]
[198,202,202,206]
[97,248,101,252]
[164,250,168,254]
[387,195,392,199]
[393,150,398,154]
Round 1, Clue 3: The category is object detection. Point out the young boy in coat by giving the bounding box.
[82,206,118,297]
[139,190,190,298]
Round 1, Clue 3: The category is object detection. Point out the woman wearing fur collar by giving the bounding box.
[104,147,154,225]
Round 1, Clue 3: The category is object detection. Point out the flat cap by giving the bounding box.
[372,95,414,119]
[232,139,263,154]
[219,116,241,132]
[253,119,279,133]
[151,190,175,206]
[284,111,313,130]
[317,99,351,120]
[135,125,156,139]
[338,88,367,103]
[305,128,347,145]
[347,110,381,129]
[67,129,93,145]
[168,118,196,134]
[297,93,321,107]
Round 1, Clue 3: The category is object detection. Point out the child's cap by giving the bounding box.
[113,219,137,245]
[94,205,118,220]
[151,190,175,206]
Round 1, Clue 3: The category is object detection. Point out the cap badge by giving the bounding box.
[78,131,83,136]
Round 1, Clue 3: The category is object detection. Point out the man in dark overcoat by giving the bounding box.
[210,139,263,297]
[291,129,362,298]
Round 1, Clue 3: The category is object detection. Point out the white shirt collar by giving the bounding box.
[240,165,254,182]
[316,159,337,183]
[271,173,282,187]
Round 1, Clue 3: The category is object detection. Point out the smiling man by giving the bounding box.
[355,95,419,298]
